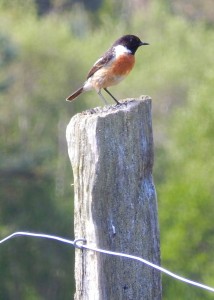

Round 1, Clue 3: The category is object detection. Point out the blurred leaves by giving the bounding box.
[0,33,17,93]
[157,42,214,299]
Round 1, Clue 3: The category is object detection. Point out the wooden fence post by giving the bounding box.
[66,96,161,300]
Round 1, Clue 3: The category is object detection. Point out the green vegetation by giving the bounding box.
[0,0,213,299]
[159,75,214,299]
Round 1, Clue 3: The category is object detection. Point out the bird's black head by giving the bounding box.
[113,34,149,54]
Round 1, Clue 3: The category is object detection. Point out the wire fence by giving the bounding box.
[1,231,214,293]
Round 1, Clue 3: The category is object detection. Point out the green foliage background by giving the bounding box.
[0,0,213,299]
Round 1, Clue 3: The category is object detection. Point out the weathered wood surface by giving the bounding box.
[66,96,161,300]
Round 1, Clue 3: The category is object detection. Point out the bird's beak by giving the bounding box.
[140,41,149,46]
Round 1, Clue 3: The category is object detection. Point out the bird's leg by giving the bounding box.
[104,88,120,105]
[97,90,108,105]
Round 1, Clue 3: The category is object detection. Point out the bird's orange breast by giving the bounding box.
[111,53,135,76]
[88,53,135,90]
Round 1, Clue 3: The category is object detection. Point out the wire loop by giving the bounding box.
[73,238,87,249]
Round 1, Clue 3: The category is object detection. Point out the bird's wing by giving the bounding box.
[87,49,115,79]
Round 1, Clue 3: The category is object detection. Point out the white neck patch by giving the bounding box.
[114,45,131,58]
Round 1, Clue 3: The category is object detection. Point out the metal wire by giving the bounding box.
[1,231,214,293]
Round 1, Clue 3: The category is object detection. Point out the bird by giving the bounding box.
[66,34,149,105]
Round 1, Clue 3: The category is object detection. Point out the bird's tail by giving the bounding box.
[66,87,84,101]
